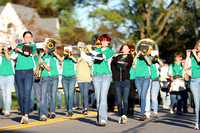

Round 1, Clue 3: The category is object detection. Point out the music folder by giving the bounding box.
[117,61,128,70]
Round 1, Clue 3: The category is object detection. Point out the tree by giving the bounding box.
[81,0,200,62]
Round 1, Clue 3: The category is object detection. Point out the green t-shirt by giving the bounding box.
[135,56,152,77]
[150,61,159,79]
[15,43,37,70]
[130,67,136,80]
[168,62,183,77]
[62,57,77,77]
[93,47,115,75]
[50,55,59,77]
[41,54,51,77]
[191,56,200,78]
[0,51,15,76]
[34,55,39,66]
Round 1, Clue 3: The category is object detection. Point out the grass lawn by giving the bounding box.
[10,91,84,110]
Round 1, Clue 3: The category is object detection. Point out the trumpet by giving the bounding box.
[64,49,70,55]
[186,49,200,52]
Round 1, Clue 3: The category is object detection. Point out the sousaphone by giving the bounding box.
[135,38,158,57]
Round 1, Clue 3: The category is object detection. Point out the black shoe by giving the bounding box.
[177,111,182,115]
[0,108,3,114]
[68,111,73,117]
[29,108,33,113]
[183,109,188,113]
[84,110,88,115]
[139,115,146,121]
[57,105,61,109]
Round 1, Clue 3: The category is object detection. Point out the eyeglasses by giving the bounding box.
[131,50,134,52]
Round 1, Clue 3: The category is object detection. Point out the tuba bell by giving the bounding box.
[135,38,158,57]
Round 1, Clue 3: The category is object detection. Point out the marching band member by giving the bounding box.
[132,48,152,121]
[128,45,136,115]
[0,43,17,117]
[10,31,36,124]
[185,40,200,130]
[111,44,133,124]
[48,49,62,119]
[61,46,77,117]
[86,34,115,126]
[167,52,185,115]
[145,54,164,119]
[34,43,51,121]
[76,42,93,115]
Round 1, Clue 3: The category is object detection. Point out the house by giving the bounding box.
[0,2,60,43]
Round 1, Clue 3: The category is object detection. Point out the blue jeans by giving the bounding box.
[92,74,111,123]
[48,76,58,113]
[78,82,90,109]
[146,81,160,113]
[114,80,130,116]
[57,91,62,107]
[0,89,3,109]
[0,75,14,112]
[74,91,80,107]
[30,86,35,109]
[34,77,50,119]
[170,91,183,112]
[135,77,150,115]
[62,75,76,111]
[15,69,33,115]
[190,78,200,125]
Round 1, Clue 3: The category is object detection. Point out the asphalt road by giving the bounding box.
[0,106,198,133]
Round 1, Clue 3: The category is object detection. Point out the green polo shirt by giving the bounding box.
[41,54,51,77]
[135,56,152,77]
[0,51,15,76]
[15,43,36,70]
[150,61,159,79]
[191,56,200,78]
[62,57,77,77]
[93,47,115,75]
[50,55,59,77]
[130,67,136,80]
[168,62,183,77]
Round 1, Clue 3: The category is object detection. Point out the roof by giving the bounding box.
[0,6,4,13]
[10,3,40,20]
[2,3,59,35]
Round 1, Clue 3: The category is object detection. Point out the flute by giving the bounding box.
[186,49,200,52]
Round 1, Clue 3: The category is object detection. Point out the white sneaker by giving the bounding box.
[122,115,127,124]
[195,122,199,130]
[4,111,10,117]
[153,112,158,118]
[170,109,174,114]
[41,115,47,121]
[99,120,106,126]
[118,116,122,124]
[22,116,28,124]
[146,111,150,119]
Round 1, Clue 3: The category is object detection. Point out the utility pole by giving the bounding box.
[193,0,199,42]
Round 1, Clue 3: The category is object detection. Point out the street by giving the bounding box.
[0,106,198,133]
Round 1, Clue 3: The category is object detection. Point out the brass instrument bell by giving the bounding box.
[46,39,56,51]
[91,33,101,48]
[135,38,158,56]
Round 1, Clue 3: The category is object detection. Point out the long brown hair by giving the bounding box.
[118,44,132,61]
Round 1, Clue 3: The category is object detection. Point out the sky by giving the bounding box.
[75,0,122,32]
